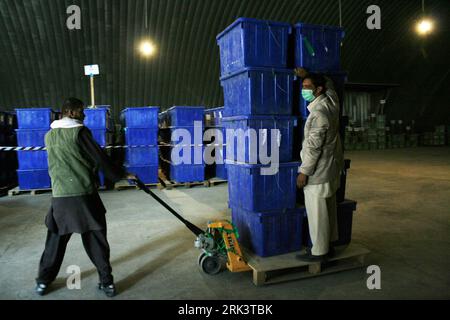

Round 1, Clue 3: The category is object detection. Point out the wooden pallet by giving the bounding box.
[161,179,209,190]
[157,168,203,189]
[0,185,14,197]
[8,187,52,197]
[244,244,370,286]
[205,178,228,187]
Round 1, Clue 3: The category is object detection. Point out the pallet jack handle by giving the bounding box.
[134,178,205,236]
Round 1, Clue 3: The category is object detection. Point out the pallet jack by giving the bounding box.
[134,178,251,275]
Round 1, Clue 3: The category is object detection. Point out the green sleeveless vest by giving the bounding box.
[45,127,97,197]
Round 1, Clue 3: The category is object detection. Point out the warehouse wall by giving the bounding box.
[0,0,448,126]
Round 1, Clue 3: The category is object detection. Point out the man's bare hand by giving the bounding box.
[297,173,308,189]
[294,67,308,79]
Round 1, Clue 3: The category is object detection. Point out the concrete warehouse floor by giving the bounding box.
[0,147,449,300]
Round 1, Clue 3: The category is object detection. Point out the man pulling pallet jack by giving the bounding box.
[294,68,344,263]
[35,98,249,299]
[35,98,137,297]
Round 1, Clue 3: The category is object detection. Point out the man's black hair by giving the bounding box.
[304,73,327,93]
[62,98,84,115]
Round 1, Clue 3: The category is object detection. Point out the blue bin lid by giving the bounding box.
[294,23,345,38]
[15,128,50,133]
[85,106,109,111]
[162,125,203,130]
[205,107,225,113]
[220,67,295,81]
[166,106,205,112]
[217,17,292,41]
[122,107,160,113]
[15,107,53,112]
[124,127,159,131]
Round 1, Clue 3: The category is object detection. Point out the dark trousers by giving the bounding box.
[37,229,113,286]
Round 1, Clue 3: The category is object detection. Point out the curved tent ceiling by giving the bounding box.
[0,0,448,126]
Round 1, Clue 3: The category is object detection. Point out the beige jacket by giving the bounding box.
[299,78,344,186]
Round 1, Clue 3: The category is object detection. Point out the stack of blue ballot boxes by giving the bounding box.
[121,107,160,184]
[159,106,205,183]
[84,106,114,187]
[217,18,302,257]
[204,107,227,180]
[15,108,56,190]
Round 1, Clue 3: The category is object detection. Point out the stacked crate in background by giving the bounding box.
[83,106,114,187]
[159,106,205,183]
[121,107,160,184]
[405,121,419,147]
[204,107,227,180]
[421,132,433,146]
[15,108,56,190]
[0,111,18,189]
[368,128,378,150]
[376,115,387,149]
[433,126,446,146]
[344,117,425,150]
[421,125,446,146]
[447,124,450,145]
[217,18,302,257]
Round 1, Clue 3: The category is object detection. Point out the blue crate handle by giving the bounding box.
[321,26,329,54]
[266,21,281,48]
[270,68,289,95]
[302,36,316,57]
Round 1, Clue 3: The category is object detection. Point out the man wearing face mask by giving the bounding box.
[35,98,137,297]
[294,68,344,262]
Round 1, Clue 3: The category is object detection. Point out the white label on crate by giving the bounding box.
[84,64,99,76]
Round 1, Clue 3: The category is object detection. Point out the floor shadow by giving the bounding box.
[79,227,193,283]
[115,242,189,294]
